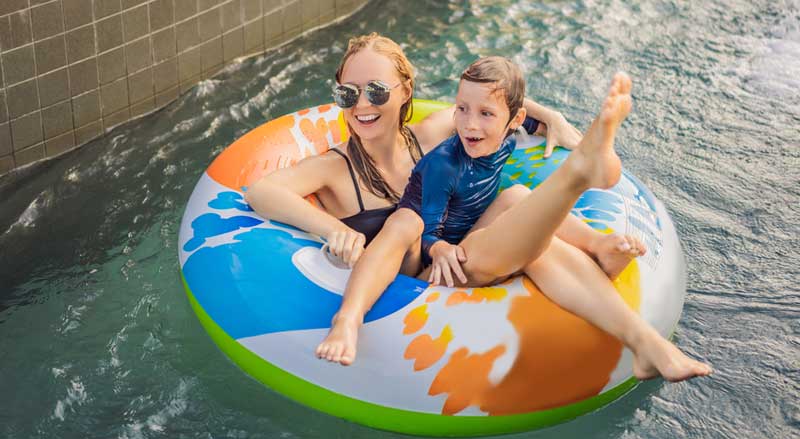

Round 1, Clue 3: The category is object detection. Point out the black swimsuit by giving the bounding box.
[331,129,423,245]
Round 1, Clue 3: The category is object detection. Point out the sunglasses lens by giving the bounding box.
[365,81,391,106]
[333,85,358,108]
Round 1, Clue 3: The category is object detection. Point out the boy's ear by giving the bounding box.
[511,107,527,130]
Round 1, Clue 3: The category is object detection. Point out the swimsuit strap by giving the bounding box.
[329,146,366,212]
[405,126,424,163]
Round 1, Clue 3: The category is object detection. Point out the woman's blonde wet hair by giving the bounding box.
[335,33,417,203]
[461,56,525,125]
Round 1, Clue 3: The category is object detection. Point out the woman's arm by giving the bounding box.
[245,152,352,239]
[522,98,583,157]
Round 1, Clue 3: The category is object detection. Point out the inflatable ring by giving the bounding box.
[178,100,686,436]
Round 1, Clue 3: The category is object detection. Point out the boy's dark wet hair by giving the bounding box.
[461,56,525,124]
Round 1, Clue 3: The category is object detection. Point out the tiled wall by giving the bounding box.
[0,0,369,176]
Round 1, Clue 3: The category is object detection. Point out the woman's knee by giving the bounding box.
[384,208,424,240]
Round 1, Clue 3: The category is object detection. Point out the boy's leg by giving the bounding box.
[490,185,646,280]
[316,208,424,365]
[459,72,631,281]
[524,237,712,382]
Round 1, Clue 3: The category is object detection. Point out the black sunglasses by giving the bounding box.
[332,80,401,109]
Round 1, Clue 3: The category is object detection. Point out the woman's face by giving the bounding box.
[338,48,410,142]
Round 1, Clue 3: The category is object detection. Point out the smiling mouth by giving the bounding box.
[465,136,484,143]
[355,114,380,124]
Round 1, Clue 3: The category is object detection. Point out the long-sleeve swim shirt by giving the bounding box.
[397,133,518,265]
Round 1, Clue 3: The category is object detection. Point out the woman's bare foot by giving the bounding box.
[567,72,632,190]
[631,327,713,382]
[589,233,647,280]
[315,313,361,365]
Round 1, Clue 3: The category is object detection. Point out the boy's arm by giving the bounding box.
[418,161,457,263]
[522,98,583,157]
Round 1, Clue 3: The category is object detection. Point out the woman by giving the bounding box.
[246,34,710,382]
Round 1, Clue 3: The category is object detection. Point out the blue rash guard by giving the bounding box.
[397,134,518,265]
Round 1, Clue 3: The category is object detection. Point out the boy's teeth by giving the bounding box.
[356,114,379,122]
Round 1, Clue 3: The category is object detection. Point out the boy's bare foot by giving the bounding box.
[568,72,632,190]
[590,233,647,280]
[315,313,361,365]
[631,327,713,382]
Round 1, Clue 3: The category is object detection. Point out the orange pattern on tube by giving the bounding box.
[404,325,455,371]
[403,304,429,335]
[428,261,641,415]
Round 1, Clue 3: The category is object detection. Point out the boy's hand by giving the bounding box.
[428,241,468,287]
[324,229,366,268]
[542,112,583,158]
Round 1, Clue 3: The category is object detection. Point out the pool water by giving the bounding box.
[1,1,798,438]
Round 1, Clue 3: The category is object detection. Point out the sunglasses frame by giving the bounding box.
[332,80,402,109]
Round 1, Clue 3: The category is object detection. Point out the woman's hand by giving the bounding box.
[428,241,468,287]
[542,112,583,158]
[324,229,367,268]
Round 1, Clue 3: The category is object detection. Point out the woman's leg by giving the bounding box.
[459,73,631,282]
[524,237,712,382]
[316,208,424,365]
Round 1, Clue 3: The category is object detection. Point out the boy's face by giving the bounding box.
[454,80,523,158]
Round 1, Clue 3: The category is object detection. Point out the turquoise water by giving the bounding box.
[1,0,798,437]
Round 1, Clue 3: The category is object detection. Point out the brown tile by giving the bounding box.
[320,0,335,18]
[178,46,202,82]
[149,0,174,32]
[122,0,148,9]
[262,0,282,14]
[198,8,222,42]
[0,123,11,156]
[6,80,39,119]
[199,0,221,12]
[14,143,45,166]
[126,38,153,73]
[94,0,121,19]
[152,27,176,63]
[200,37,223,72]
[128,67,153,103]
[123,4,149,41]
[45,131,76,157]
[66,25,96,63]
[244,18,263,53]
[75,120,102,145]
[11,111,43,151]
[69,58,99,97]
[35,35,67,75]
[96,14,124,53]
[243,0,261,21]
[301,0,319,30]
[155,86,179,107]
[31,0,65,41]
[263,9,282,44]
[41,101,73,139]
[37,68,70,107]
[153,58,178,93]
[283,0,301,35]
[97,47,126,85]
[0,155,13,174]
[31,0,55,5]
[0,92,6,123]
[174,0,198,22]
[176,17,200,52]
[0,0,29,17]
[3,46,36,87]
[203,63,223,80]
[223,27,244,62]
[100,79,129,116]
[1,10,33,51]
[131,96,155,117]
[222,0,242,32]
[63,0,93,31]
[180,73,201,94]
[72,90,101,127]
[103,107,130,130]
